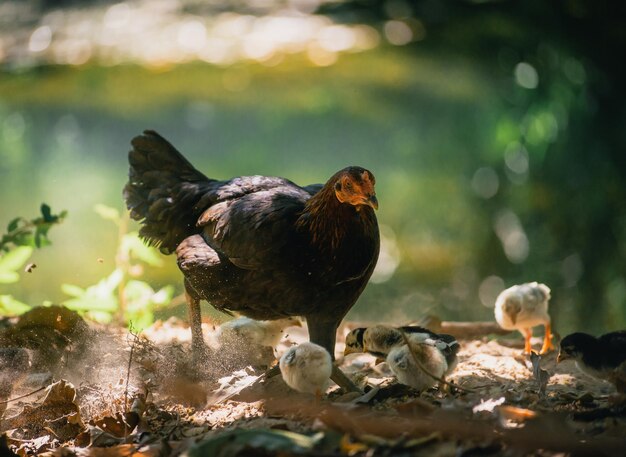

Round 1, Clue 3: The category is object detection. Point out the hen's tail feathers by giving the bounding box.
[123,130,215,254]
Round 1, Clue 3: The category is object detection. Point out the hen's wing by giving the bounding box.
[196,180,313,270]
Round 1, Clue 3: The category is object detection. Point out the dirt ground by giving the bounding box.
[1,307,625,456]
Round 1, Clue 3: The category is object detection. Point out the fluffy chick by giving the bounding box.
[279,342,332,398]
[344,325,459,375]
[386,341,448,391]
[217,317,301,348]
[216,317,301,367]
[557,331,626,393]
[494,282,554,354]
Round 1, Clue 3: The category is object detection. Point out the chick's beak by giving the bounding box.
[556,352,568,363]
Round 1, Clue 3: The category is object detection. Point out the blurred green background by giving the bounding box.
[1,0,625,334]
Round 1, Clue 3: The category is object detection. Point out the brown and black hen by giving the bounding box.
[124,131,380,387]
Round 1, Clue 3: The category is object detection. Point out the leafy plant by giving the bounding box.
[1,203,67,252]
[62,204,174,330]
[0,204,66,315]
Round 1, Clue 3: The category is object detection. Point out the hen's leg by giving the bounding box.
[522,328,533,354]
[184,279,209,361]
[539,322,554,354]
[306,318,339,359]
[307,317,362,393]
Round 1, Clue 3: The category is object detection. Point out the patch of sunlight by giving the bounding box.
[371,224,401,284]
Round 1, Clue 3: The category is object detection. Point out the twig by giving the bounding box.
[124,325,140,437]
[0,385,48,404]
[398,331,474,394]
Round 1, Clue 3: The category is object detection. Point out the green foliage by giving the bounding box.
[0,204,66,316]
[0,294,31,316]
[0,246,33,284]
[62,204,174,330]
[1,204,67,252]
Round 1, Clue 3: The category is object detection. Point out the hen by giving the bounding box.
[124,131,380,387]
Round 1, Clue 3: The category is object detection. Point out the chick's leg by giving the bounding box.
[522,328,532,354]
[539,322,554,354]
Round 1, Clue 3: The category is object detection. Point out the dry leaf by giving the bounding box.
[472,396,505,414]
[3,380,83,441]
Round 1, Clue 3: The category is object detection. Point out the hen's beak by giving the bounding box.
[344,346,359,356]
[367,194,378,210]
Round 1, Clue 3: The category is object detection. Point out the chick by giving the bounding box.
[216,317,301,367]
[344,325,459,375]
[557,331,626,393]
[217,317,301,348]
[386,340,448,391]
[279,342,332,398]
[494,282,554,354]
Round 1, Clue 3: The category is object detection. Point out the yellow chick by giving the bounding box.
[494,282,554,354]
[217,316,301,348]
[279,342,332,398]
[216,317,301,366]
[386,341,448,391]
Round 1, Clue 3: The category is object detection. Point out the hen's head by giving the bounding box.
[333,167,378,210]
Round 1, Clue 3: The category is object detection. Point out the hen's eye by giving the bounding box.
[345,180,352,189]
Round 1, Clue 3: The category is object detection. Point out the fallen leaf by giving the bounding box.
[185,429,322,457]
[207,367,262,405]
[3,380,83,441]
[472,397,505,414]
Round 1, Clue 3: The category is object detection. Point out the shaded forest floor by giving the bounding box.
[2,306,626,456]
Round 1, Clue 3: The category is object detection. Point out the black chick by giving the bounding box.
[124,131,380,388]
[558,331,626,392]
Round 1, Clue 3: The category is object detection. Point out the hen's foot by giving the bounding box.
[331,365,362,394]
